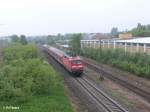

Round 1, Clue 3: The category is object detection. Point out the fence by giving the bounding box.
[81,40,150,55]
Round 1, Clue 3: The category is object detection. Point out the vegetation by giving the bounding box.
[20,35,28,45]
[131,23,150,37]
[11,35,20,43]
[69,33,82,55]
[81,48,150,78]
[0,44,73,112]
[3,44,37,63]
[10,35,28,45]
[110,23,150,37]
[110,27,119,38]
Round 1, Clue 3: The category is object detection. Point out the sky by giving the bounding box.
[0,0,150,36]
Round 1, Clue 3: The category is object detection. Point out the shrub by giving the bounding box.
[0,44,60,103]
[0,59,57,103]
[81,48,150,78]
[3,44,38,63]
[0,65,32,102]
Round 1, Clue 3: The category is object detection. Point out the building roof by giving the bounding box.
[82,33,110,40]
[116,37,150,44]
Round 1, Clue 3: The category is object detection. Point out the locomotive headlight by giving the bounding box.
[72,65,83,69]
[72,66,77,69]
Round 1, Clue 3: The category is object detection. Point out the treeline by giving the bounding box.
[29,34,67,45]
[69,34,82,54]
[131,23,150,37]
[110,23,150,37]
[0,44,60,103]
[81,48,150,79]
[10,35,28,45]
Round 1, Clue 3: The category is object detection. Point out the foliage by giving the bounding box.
[69,33,82,55]
[46,34,66,45]
[0,43,73,112]
[131,23,150,37]
[81,48,150,78]
[0,44,72,105]
[10,35,20,43]
[0,93,73,112]
[3,44,38,63]
[110,27,119,38]
[10,34,28,45]
[20,35,28,45]
[0,59,61,103]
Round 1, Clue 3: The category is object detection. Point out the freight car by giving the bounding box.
[43,45,84,76]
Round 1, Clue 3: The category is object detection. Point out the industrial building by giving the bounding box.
[81,37,150,55]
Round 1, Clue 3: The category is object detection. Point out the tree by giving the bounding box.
[69,33,82,55]
[110,27,118,38]
[146,24,150,31]
[137,23,142,28]
[20,35,28,45]
[46,35,55,45]
[11,35,19,42]
[131,23,150,37]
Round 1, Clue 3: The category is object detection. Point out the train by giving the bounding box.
[43,45,84,76]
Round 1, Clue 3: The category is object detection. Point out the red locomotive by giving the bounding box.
[43,45,84,76]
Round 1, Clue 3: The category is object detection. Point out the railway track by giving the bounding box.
[83,60,150,103]
[76,76,128,112]
[42,47,128,112]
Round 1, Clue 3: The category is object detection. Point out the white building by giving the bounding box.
[81,37,150,54]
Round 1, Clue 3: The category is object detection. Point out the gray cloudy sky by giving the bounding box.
[0,0,149,36]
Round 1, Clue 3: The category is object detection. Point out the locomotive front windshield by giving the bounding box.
[72,60,82,65]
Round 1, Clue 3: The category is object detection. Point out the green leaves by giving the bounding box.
[3,44,38,63]
[20,35,28,45]
[69,33,82,55]
[110,27,119,38]
[81,48,150,78]
[0,44,61,103]
[131,23,150,37]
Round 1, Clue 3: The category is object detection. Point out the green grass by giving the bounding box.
[0,78,73,112]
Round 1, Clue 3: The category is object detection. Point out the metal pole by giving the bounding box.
[125,43,127,52]
[114,41,116,49]
[144,44,146,53]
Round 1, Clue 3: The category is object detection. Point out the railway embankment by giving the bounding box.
[83,59,150,112]
[0,44,73,112]
[47,45,150,112]
[82,57,150,99]
[44,46,129,112]
[80,48,150,79]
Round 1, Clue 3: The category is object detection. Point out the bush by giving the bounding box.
[81,48,150,78]
[0,58,57,103]
[0,65,32,102]
[0,44,61,103]
[3,44,38,63]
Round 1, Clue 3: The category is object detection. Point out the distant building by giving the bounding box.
[81,37,150,55]
[119,33,132,39]
[82,33,110,40]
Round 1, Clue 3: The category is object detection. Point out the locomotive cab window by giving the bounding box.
[64,55,68,58]
[72,60,82,64]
